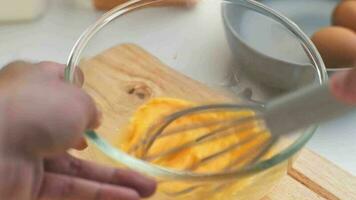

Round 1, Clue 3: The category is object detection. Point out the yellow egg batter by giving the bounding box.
[117,97,270,173]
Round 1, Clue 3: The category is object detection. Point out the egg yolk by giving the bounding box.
[117,97,271,173]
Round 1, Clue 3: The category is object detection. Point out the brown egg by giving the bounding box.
[311,26,356,68]
[333,1,356,32]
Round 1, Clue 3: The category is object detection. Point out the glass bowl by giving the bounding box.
[65,0,327,199]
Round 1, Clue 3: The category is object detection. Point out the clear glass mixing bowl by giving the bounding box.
[65,0,327,199]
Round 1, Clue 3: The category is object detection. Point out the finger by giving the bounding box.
[53,87,100,151]
[37,61,85,86]
[0,61,34,85]
[73,137,88,150]
[58,85,100,135]
[73,89,101,131]
[74,67,85,87]
[38,172,140,200]
[331,68,356,104]
[90,108,102,130]
[28,85,100,155]
[37,61,66,80]
[44,154,156,197]
[36,62,94,129]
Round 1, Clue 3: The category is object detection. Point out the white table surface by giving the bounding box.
[0,0,355,176]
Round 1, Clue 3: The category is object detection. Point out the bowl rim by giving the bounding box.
[65,0,328,181]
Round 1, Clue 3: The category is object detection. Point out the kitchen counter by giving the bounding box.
[0,0,355,175]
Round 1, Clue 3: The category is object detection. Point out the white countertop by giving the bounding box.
[0,0,355,175]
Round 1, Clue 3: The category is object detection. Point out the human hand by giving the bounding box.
[330,67,356,104]
[0,61,156,200]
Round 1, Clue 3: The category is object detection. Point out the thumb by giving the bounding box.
[25,84,101,157]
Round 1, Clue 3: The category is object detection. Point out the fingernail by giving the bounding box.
[74,138,88,150]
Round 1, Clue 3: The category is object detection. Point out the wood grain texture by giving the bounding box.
[93,0,198,10]
[93,0,127,10]
[264,176,326,200]
[71,44,356,199]
[288,149,356,200]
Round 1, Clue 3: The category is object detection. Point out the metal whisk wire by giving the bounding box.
[145,117,261,161]
[128,104,260,155]
[129,104,273,170]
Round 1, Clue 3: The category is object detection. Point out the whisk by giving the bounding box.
[130,70,356,171]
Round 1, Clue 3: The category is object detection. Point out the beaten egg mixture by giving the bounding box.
[118,97,270,173]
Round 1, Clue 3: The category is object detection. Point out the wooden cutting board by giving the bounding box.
[92,0,197,10]
[74,44,356,200]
